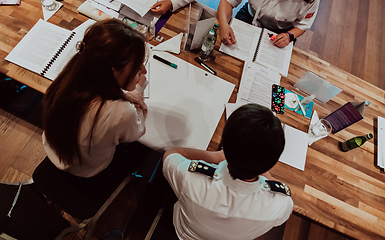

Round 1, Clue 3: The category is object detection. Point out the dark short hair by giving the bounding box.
[222,104,285,180]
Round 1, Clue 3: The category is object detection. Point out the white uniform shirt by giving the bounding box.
[227,0,319,32]
[163,153,293,240]
[43,97,146,178]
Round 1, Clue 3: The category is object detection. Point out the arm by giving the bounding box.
[261,171,274,180]
[124,74,148,117]
[272,27,305,48]
[273,0,318,48]
[217,0,236,45]
[151,0,172,14]
[163,147,226,165]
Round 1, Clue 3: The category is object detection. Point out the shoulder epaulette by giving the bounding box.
[264,180,291,196]
[188,160,216,178]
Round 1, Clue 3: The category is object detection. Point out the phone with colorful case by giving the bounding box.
[271,84,285,114]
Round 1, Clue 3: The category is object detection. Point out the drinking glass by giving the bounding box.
[40,0,58,11]
[309,119,332,138]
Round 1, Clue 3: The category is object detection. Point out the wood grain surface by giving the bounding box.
[1,1,384,239]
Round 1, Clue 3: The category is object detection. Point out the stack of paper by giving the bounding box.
[77,0,160,28]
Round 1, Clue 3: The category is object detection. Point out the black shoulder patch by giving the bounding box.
[264,180,291,196]
[188,160,216,178]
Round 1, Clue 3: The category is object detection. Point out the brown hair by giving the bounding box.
[43,19,146,166]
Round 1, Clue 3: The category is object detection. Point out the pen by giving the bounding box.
[294,94,306,116]
[153,55,177,69]
[194,57,217,75]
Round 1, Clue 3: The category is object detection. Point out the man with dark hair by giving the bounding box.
[162,103,293,240]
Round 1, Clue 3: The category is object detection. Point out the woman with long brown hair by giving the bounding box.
[42,19,149,192]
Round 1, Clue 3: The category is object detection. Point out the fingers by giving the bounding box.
[220,25,236,45]
[150,0,172,14]
[272,33,290,48]
[151,2,165,14]
[228,29,236,44]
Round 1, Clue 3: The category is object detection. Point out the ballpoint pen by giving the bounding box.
[294,94,306,115]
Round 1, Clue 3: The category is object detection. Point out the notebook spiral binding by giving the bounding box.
[252,28,264,62]
[40,32,76,77]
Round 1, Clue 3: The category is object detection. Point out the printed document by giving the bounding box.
[219,18,293,77]
[236,62,281,109]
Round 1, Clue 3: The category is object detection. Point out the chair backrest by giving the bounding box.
[32,157,134,240]
[0,182,70,240]
[32,157,114,219]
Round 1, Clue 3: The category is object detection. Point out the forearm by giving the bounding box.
[217,0,233,26]
[163,147,225,165]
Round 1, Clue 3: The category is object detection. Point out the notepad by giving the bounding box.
[219,18,293,77]
[6,19,95,81]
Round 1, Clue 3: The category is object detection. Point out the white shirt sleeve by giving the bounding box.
[163,153,191,198]
[293,0,319,31]
[114,100,146,144]
[274,196,293,226]
[170,0,194,12]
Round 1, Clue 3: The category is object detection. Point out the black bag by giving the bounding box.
[0,74,26,104]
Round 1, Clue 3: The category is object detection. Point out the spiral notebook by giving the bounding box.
[6,19,94,81]
[219,18,293,77]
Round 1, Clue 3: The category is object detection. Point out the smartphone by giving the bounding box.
[271,84,285,114]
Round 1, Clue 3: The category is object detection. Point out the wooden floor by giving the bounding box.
[1,0,384,239]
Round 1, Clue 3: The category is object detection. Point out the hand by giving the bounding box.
[137,74,148,90]
[272,33,290,48]
[124,85,146,110]
[220,24,236,45]
[151,0,172,15]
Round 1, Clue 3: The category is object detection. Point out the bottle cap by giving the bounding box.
[213,24,219,30]
[365,100,370,106]
[367,133,373,139]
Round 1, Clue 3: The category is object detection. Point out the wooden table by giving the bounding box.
[1,1,385,239]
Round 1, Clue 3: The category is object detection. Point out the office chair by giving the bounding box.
[31,157,134,240]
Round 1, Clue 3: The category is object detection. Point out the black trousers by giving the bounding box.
[59,141,150,198]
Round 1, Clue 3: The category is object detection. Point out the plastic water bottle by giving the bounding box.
[199,24,219,61]
[339,133,373,152]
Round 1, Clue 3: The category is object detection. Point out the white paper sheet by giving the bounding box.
[279,124,309,171]
[138,50,235,151]
[45,19,96,80]
[377,116,385,169]
[219,18,293,77]
[236,62,281,109]
[115,0,157,17]
[6,19,71,79]
[219,18,260,62]
[89,0,120,18]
